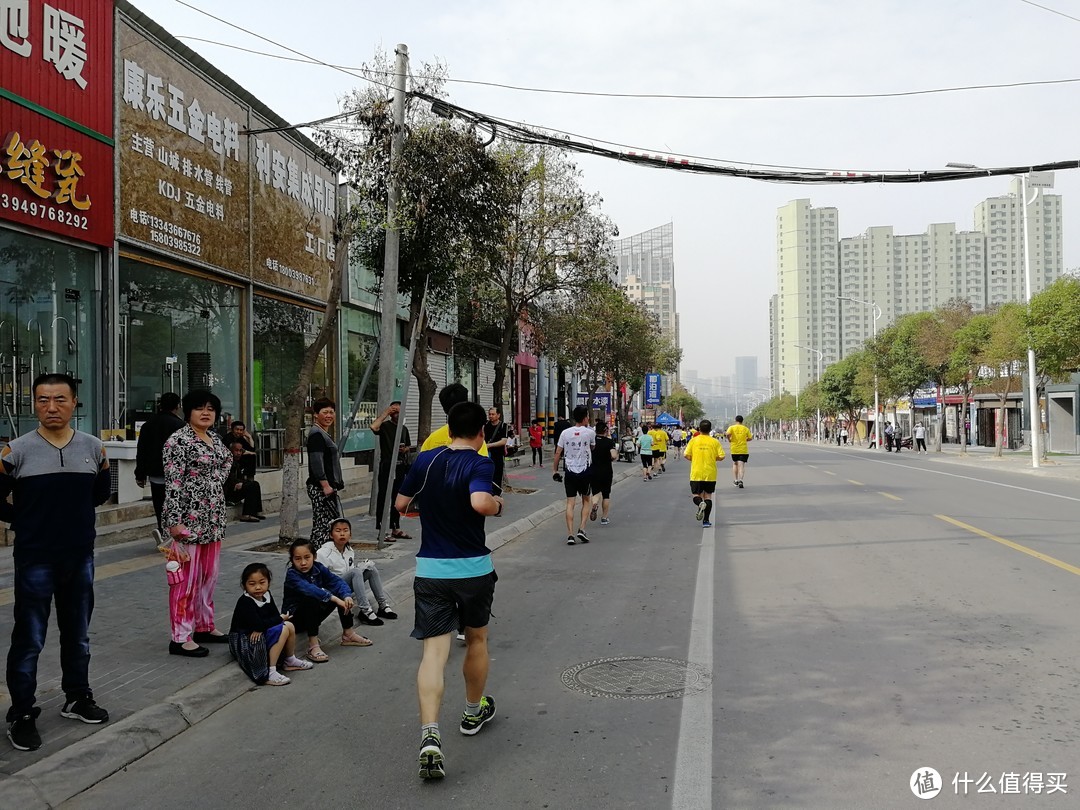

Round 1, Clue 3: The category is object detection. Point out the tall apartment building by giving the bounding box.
[771,181,1064,397]
[976,178,1063,306]
[774,200,839,397]
[734,356,759,397]
[612,222,681,390]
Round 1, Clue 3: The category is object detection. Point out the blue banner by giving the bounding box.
[644,374,662,405]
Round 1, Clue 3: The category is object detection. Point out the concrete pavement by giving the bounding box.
[0,456,640,808]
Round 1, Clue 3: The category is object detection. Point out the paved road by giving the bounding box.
[12,442,1080,807]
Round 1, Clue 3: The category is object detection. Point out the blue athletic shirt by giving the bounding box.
[398,446,496,579]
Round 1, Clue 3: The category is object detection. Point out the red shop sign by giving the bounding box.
[0,0,114,136]
[1,98,113,246]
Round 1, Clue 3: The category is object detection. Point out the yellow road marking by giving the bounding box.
[936,514,1080,577]
[878,492,902,501]
[847,479,864,486]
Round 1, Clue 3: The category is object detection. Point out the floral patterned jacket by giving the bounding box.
[162,424,233,545]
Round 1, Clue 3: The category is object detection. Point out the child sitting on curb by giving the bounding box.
[315,518,398,626]
[282,539,372,662]
[228,563,312,685]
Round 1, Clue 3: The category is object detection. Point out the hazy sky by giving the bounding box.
[131,0,1080,382]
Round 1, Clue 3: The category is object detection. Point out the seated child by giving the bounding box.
[315,517,398,626]
[282,538,372,662]
[228,562,313,685]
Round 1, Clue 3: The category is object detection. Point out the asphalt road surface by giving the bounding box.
[63,443,1080,809]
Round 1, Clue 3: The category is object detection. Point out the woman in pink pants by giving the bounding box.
[162,390,234,657]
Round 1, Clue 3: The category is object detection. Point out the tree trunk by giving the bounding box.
[409,298,437,445]
[492,315,516,409]
[995,402,1005,458]
[277,233,346,542]
[959,381,970,456]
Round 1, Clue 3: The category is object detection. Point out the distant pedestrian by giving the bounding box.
[529,418,544,467]
[163,390,234,658]
[308,398,346,548]
[884,422,895,452]
[483,406,510,491]
[394,401,503,780]
[684,418,726,528]
[589,421,619,526]
[725,414,753,489]
[840,426,848,445]
[2,373,112,751]
[648,424,668,475]
[552,415,571,448]
[134,391,184,541]
[228,563,312,686]
[371,400,414,541]
[553,405,596,545]
[913,422,927,453]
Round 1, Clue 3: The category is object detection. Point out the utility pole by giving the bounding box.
[372,44,408,528]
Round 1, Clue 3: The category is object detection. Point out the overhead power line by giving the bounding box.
[174,34,1080,103]
[1018,0,1080,25]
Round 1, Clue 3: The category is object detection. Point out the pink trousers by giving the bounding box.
[169,541,221,643]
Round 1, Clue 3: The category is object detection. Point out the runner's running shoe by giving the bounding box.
[459,695,496,736]
[419,732,445,779]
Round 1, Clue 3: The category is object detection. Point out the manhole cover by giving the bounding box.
[561,656,711,700]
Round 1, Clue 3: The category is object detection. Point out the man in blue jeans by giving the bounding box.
[1,373,112,751]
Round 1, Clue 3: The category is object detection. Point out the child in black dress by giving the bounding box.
[229,563,313,685]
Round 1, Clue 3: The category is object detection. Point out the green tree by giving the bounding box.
[663,386,705,424]
[819,352,871,440]
[872,315,933,435]
[1028,276,1080,380]
[970,304,1027,457]
[914,301,975,451]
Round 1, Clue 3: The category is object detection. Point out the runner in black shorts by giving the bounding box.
[395,401,503,780]
[552,405,596,546]
[588,421,618,526]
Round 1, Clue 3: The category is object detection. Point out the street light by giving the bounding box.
[795,343,823,443]
[947,164,1052,468]
[837,296,882,449]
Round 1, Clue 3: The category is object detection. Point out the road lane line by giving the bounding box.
[878,492,902,501]
[672,522,715,809]
[936,514,1080,577]
[823,470,837,476]
[847,479,864,486]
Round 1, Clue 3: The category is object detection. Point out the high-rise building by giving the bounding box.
[612,222,680,389]
[734,356,758,396]
[770,181,1065,397]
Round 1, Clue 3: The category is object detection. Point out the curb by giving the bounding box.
[0,464,639,806]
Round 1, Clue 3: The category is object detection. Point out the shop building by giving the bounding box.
[0,0,115,440]
[113,2,338,461]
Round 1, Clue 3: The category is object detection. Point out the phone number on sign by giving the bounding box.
[0,192,90,230]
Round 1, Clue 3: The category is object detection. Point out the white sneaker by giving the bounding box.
[266,671,291,686]
[456,632,466,646]
[695,501,706,521]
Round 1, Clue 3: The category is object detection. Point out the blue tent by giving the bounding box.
[655,412,680,426]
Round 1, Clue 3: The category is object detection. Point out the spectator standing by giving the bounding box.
[163,390,234,658]
[528,418,544,467]
[2,373,112,751]
[371,400,414,541]
[483,406,509,491]
[307,398,346,549]
[134,392,184,540]
[913,422,927,453]
[394,401,502,780]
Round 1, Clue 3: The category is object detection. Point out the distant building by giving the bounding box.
[770,181,1065,398]
[612,222,680,392]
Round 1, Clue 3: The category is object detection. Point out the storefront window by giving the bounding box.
[0,229,99,440]
[118,257,241,433]
[253,296,328,431]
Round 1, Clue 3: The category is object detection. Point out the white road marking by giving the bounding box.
[672,521,715,809]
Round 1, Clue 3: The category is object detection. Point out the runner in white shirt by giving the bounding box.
[552,405,596,546]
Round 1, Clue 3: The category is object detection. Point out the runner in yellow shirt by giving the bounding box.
[648,426,668,476]
[683,419,725,527]
[725,414,753,489]
[420,383,489,456]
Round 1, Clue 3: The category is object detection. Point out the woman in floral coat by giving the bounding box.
[162,390,234,657]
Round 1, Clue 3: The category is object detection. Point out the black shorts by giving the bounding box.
[411,572,498,639]
[640,454,653,468]
[731,454,749,463]
[654,450,666,460]
[591,471,613,498]
[564,468,591,498]
[689,480,716,495]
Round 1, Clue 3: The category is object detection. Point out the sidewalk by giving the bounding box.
[830,439,1080,481]
[0,457,640,807]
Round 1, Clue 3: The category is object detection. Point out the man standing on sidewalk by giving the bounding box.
[552,405,595,545]
[134,392,184,540]
[684,418,725,528]
[1,373,112,751]
[371,401,414,541]
[395,401,502,780]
